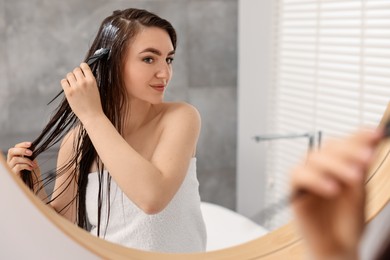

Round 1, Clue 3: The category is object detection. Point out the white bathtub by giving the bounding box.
[200,202,269,251]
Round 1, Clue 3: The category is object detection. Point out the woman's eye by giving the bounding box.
[166,57,174,64]
[143,57,154,64]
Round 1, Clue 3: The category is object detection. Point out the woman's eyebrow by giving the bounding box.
[139,47,175,56]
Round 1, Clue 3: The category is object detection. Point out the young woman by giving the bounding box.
[290,127,390,259]
[6,8,207,253]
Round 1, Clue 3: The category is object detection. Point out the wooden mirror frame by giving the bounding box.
[1,103,389,259]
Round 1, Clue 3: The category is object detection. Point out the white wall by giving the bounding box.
[237,0,274,218]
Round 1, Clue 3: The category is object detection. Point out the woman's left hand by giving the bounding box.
[61,63,104,124]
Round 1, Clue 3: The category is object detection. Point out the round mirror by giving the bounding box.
[2,1,390,258]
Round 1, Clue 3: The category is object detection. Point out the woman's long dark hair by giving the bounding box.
[22,8,177,236]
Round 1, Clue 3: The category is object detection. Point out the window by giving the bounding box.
[264,0,390,229]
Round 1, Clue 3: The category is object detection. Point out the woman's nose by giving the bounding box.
[155,63,171,79]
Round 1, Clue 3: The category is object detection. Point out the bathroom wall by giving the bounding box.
[237,0,273,219]
[0,0,238,210]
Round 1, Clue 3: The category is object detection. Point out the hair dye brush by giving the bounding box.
[47,48,111,105]
[84,48,111,65]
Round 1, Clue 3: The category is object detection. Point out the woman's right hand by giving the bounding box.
[7,142,38,177]
[290,129,383,260]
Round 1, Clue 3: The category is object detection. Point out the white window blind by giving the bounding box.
[263,0,390,230]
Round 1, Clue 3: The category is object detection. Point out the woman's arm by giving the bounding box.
[81,103,200,215]
[290,129,383,260]
[62,63,201,215]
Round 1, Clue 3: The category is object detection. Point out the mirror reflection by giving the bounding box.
[5,7,211,254]
[1,1,252,253]
[2,0,390,254]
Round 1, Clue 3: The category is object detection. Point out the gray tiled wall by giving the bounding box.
[0,0,237,210]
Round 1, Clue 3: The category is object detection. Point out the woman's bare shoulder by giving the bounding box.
[157,102,201,135]
[161,102,201,121]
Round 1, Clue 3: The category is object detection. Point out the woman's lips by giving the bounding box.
[151,85,165,92]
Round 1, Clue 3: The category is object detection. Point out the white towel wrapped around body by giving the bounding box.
[86,157,207,253]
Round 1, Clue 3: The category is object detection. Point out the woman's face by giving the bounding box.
[123,26,175,104]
